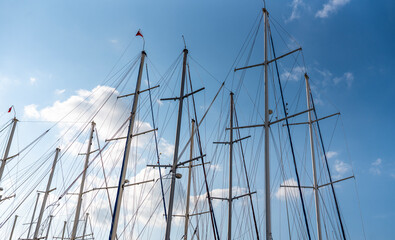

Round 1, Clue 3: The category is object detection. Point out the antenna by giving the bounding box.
[182,35,187,49]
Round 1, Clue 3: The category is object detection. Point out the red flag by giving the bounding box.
[8,106,12,113]
[136,30,143,38]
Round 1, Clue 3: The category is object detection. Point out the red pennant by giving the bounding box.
[136,30,143,38]
[8,106,12,113]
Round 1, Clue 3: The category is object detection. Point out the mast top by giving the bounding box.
[262,8,269,15]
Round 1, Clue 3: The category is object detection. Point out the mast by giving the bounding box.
[165,48,188,240]
[82,213,88,240]
[228,92,234,240]
[108,50,146,240]
[9,215,18,240]
[71,121,95,240]
[184,119,194,240]
[33,148,60,240]
[0,117,17,183]
[27,192,40,239]
[305,74,322,240]
[45,215,54,240]
[263,8,272,240]
[61,221,67,240]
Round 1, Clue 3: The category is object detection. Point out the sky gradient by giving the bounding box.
[0,0,394,239]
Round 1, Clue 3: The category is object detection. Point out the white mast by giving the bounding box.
[33,148,60,240]
[82,213,89,240]
[109,50,146,240]
[0,117,17,183]
[228,92,234,240]
[165,48,188,240]
[71,121,95,240]
[61,221,67,240]
[27,192,40,239]
[44,215,54,240]
[184,119,195,240]
[9,215,18,240]
[305,74,322,240]
[263,8,272,240]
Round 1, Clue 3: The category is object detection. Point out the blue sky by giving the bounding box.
[0,0,394,239]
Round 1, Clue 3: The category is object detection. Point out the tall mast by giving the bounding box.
[108,50,146,240]
[305,74,323,240]
[184,119,195,240]
[9,215,18,240]
[228,92,234,240]
[61,221,67,240]
[33,148,60,240]
[263,8,272,240]
[0,117,17,183]
[71,121,95,240]
[82,213,89,240]
[27,192,41,239]
[165,48,188,240]
[45,215,54,240]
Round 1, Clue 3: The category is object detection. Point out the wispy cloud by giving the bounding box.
[54,89,66,95]
[109,39,119,44]
[275,178,299,200]
[24,104,40,119]
[333,72,354,88]
[156,99,163,106]
[333,159,351,179]
[326,151,338,159]
[29,77,37,85]
[316,0,351,18]
[281,66,306,81]
[370,158,382,175]
[288,0,305,22]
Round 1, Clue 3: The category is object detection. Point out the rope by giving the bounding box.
[146,63,168,220]
[269,26,312,240]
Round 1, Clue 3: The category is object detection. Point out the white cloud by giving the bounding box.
[29,77,37,84]
[333,72,354,88]
[23,85,166,159]
[326,151,338,159]
[372,158,382,166]
[281,66,306,81]
[54,89,66,95]
[316,0,351,18]
[333,160,350,179]
[275,178,300,200]
[315,68,333,87]
[156,99,163,106]
[288,0,304,22]
[24,104,40,119]
[109,39,118,44]
[370,158,382,175]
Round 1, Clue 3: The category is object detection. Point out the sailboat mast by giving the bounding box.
[228,92,234,240]
[165,48,188,240]
[9,215,18,240]
[61,221,67,240]
[71,121,95,240]
[184,119,194,240]
[82,213,89,240]
[27,192,40,239]
[109,50,146,240]
[33,148,60,240]
[45,215,54,240]
[0,117,17,183]
[263,8,272,240]
[305,74,323,240]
